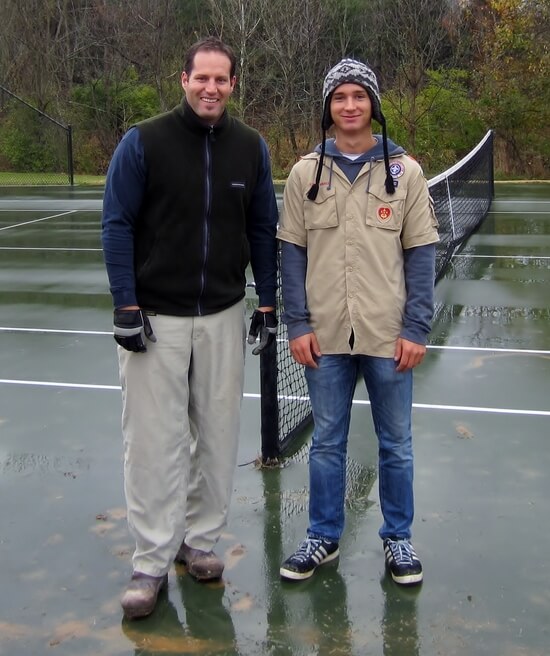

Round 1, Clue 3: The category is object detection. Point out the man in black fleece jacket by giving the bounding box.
[102,36,278,619]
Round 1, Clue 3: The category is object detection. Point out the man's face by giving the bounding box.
[181,50,235,124]
[329,83,373,134]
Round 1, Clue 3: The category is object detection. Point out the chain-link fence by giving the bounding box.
[0,85,73,186]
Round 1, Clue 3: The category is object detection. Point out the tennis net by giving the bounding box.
[429,130,494,281]
[263,130,494,458]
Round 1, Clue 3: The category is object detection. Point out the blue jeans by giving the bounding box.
[305,354,414,542]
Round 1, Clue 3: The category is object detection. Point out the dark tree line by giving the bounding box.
[0,0,548,178]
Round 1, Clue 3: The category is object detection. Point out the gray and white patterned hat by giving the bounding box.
[322,58,383,128]
[307,57,395,200]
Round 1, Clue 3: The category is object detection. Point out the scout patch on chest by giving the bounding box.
[378,206,392,221]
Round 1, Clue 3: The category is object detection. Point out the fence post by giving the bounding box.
[67,124,74,186]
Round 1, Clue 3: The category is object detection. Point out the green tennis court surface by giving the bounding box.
[0,182,549,655]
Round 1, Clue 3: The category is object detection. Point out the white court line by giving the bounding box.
[487,211,548,214]
[1,327,549,356]
[0,208,101,212]
[0,327,110,335]
[0,379,120,391]
[0,379,548,417]
[454,254,550,260]
[428,345,550,355]
[0,210,76,231]
[360,399,550,417]
[0,247,102,252]
[251,393,550,417]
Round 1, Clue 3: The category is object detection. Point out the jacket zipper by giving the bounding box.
[197,126,214,315]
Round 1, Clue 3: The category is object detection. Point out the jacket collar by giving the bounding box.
[176,98,230,134]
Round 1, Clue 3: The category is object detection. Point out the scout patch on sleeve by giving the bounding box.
[389,161,405,178]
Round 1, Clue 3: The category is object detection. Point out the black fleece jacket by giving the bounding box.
[102,100,278,315]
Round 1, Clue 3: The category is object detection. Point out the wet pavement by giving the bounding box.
[0,182,549,655]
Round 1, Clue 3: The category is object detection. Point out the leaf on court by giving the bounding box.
[253,454,284,469]
[49,620,91,645]
[89,521,117,536]
[231,592,254,612]
[455,423,474,439]
[225,543,247,569]
[0,621,33,639]
[106,506,127,520]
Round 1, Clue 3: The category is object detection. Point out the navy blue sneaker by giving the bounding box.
[280,537,339,581]
[383,538,423,585]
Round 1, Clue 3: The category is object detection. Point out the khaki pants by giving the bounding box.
[118,301,246,577]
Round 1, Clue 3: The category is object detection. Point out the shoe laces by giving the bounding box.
[293,538,324,563]
[388,539,415,565]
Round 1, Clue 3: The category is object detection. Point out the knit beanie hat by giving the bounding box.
[308,58,395,200]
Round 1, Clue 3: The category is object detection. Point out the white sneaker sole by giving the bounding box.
[280,548,340,581]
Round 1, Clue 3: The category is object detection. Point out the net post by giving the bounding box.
[259,337,280,462]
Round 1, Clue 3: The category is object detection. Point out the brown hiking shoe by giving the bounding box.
[175,543,224,580]
[120,572,167,619]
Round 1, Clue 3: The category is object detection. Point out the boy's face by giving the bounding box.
[181,50,236,124]
[329,83,373,134]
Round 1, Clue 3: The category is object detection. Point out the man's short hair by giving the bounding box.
[183,37,237,78]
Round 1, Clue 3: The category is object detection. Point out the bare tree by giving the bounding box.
[206,0,263,120]
[259,0,339,159]
[364,0,460,150]
[0,0,96,114]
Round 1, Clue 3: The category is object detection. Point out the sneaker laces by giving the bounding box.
[388,539,415,566]
[293,538,323,563]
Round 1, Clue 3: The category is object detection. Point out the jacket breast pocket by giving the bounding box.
[304,187,339,230]
[365,186,406,231]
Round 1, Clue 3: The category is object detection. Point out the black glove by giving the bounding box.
[247,309,277,355]
[113,309,157,352]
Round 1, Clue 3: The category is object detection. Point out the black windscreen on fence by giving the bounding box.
[262,130,495,459]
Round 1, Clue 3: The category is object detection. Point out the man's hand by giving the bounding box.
[247,308,277,355]
[394,337,426,372]
[113,308,157,352]
[289,332,321,368]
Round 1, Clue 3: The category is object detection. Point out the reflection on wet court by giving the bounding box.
[0,183,549,655]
